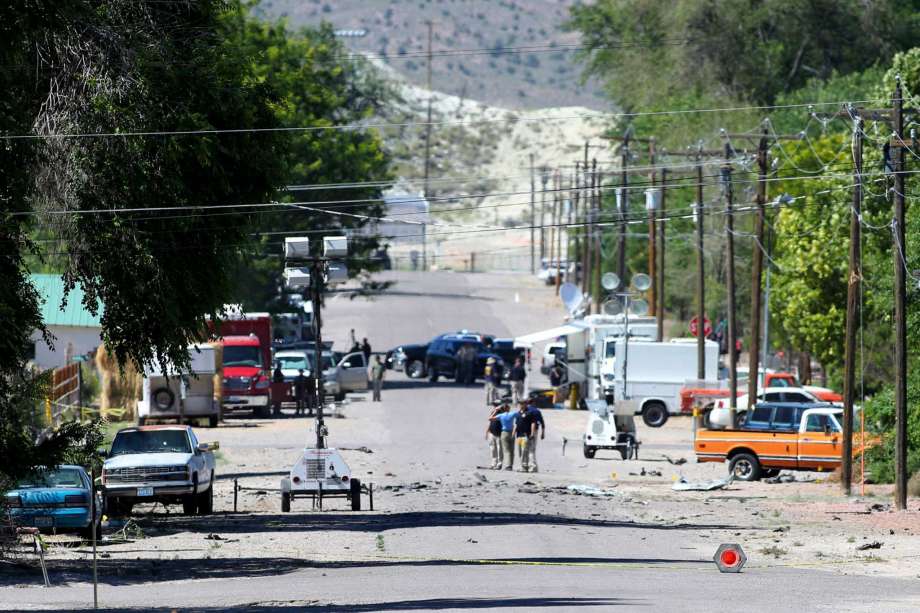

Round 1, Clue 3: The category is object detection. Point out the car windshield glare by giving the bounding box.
[17,468,83,489]
[277,355,309,370]
[223,346,261,367]
[111,430,192,455]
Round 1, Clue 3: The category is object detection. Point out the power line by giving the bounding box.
[0,98,888,141]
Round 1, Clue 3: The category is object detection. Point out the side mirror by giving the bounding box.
[96,448,108,459]
[197,442,217,453]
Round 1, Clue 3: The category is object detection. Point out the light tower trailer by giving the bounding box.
[280,447,372,511]
[582,399,640,460]
[279,235,372,513]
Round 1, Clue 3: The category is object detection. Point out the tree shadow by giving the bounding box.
[0,553,697,588]
[133,510,751,538]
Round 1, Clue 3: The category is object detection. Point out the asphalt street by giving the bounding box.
[4,272,920,612]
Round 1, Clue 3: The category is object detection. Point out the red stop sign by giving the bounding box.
[689,316,712,337]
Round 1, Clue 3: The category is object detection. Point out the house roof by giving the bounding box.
[30,273,103,328]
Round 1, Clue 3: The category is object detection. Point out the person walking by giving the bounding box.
[457,343,476,385]
[370,355,385,402]
[498,400,518,470]
[549,361,565,404]
[487,358,505,405]
[511,402,535,472]
[525,403,545,472]
[509,357,526,404]
[271,361,285,416]
[486,401,509,469]
[361,338,372,362]
[293,368,308,416]
[484,357,497,405]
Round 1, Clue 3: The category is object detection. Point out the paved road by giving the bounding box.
[4,272,920,612]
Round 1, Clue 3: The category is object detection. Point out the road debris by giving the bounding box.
[566,484,619,497]
[856,541,883,551]
[339,446,374,454]
[672,475,733,492]
[662,455,687,465]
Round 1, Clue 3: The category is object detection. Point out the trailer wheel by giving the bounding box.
[429,370,439,383]
[350,478,362,511]
[582,444,596,459]
[281,492,291,513]
[642,402,669,428]
[729,453,762,481]
[618,447,629,460]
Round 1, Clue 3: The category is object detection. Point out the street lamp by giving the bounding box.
[283,235,349,449]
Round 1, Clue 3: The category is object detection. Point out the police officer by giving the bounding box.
[293,368,308,416]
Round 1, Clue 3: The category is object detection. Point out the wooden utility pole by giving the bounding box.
[842,112,863,496]
[657,167,667,341]
[540,169,549,263]
[648,138,657,318]
[593,159,602,312]
[548,170,558,287]
[421,21,433,271]
[893,79,908,511]
[529,153,536,274]
[555,170,564,295]
[724,144,738,425]
[573,162,581,286]
[618,134,630,283]
[581,161,591,298]
[696,159,706,380]
[747,130,769,409]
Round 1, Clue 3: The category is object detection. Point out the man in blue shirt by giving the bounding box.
[497,398,519,470]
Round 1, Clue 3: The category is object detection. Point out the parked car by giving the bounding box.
[324,351,368,401]
[425,335,503,382]
[540,341,566,375]
[708,387,822,428]
[101,425,217,516]
[4,465,102,538]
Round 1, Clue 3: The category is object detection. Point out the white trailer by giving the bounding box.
[137,345,220,427]
[611,338,720,427]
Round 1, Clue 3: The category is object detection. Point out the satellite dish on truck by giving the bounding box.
[560,283,584,315]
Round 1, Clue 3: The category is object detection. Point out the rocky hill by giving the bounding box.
[256,0,606,111]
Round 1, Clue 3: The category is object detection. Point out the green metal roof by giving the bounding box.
[30,273,104,328]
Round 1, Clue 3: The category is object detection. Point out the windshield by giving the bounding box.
[223,346,262,367]
[277,355,309,371]
[111,430,192,456]
[17,468,84,489]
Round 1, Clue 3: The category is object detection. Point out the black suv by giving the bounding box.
[425,335,503,382]
[489,338,526,377]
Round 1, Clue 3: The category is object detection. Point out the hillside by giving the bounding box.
[256,0,606,111]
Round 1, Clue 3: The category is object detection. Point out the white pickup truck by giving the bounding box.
[101,425,217,516]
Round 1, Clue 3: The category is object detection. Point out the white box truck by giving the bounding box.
[137,344,220,427]
[611,338,719,428]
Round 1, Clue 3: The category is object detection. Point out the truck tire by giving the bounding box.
[281,492,291,513]
[582,444,596,459]
[350,478,362,511]
[182,495,198,515]
[429,369,439,383]
[197,478,214,515]
[138,416,147,426]
[107,497,133,517]
[208,414,219,428]
[729,453,762,481]
[406,360,425,379]
[642,402,669,428]
[334,391,345,402]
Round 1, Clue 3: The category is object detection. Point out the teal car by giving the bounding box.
[4,465,102,539]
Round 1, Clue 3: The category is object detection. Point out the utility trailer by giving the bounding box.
[582,399,640,460]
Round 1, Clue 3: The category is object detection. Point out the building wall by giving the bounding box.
[31,325,103,370]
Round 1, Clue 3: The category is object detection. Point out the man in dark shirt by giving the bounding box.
[509,357,526,403]
[511,402,536,472]
[486,401,509,469]
[293,369,308,416]
[525,404,545,472]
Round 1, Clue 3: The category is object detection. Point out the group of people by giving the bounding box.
[486,397,545,472]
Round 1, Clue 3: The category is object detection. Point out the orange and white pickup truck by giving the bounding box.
[694,405,874,481]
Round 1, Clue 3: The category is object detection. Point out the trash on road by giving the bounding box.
[566,484,619,497]
[856,541,883,551]
[672,475,733,492]
[662,455,687,465]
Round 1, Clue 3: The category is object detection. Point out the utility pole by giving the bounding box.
[310,259,327,448]
[555,170,564,295]
[530,153,535,274]
[657,167,667,341]
[573,162,581,287]
[696,157,705,380]
[581,161,591,299]
[747,129,769,409]
[421,21,433,272]
[724,144,738,425]
[893,79,908,511]
[548,169,557,283]
[842,112,863,496]
[647,138,657,318]
[618,134,629,283]
[593,160,602,312]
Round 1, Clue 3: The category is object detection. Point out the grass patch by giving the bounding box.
[759,546,787,558]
